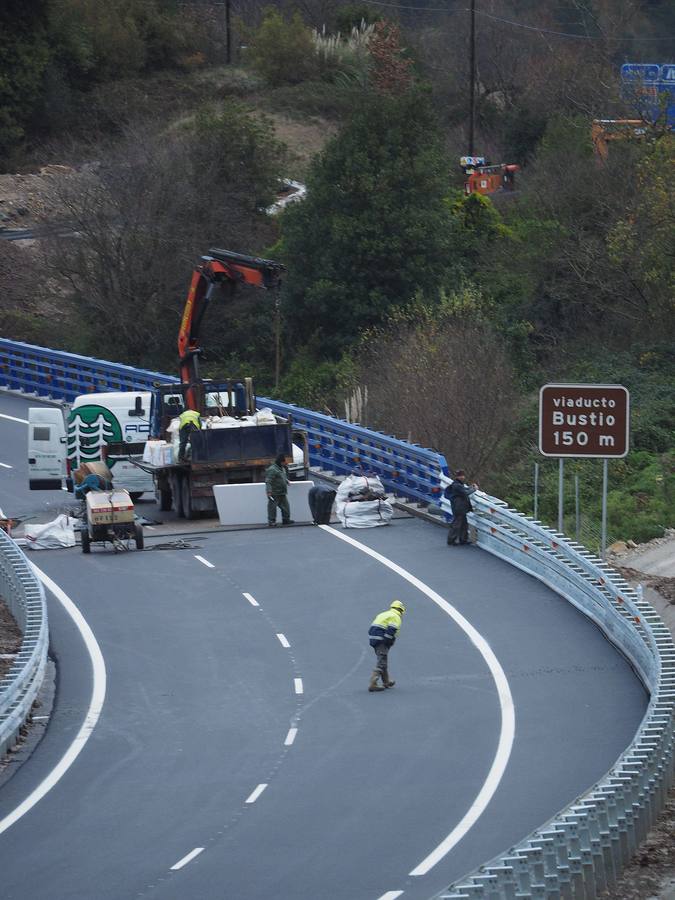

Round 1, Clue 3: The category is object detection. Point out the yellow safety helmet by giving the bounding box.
[390,600,406,614]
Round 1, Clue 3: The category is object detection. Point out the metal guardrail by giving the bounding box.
[1,337,673,898]
[0,339,449,507]
[0,529,49,758]
[430,491,675,899]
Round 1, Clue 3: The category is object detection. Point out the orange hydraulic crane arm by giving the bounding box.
[177,248,285,392]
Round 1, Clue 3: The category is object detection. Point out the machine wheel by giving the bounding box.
[81,529,91,554]
[129,491,143,502]
[134,522,144,550]
[181,474,196,520]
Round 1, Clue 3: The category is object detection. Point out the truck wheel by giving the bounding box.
[181,475,196,520]
[129,492,143,502]
[171,473,184,517]
[158,486,172,511]
[134,522,144,550]
[81,530,91,554]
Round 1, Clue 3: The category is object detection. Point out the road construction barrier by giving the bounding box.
[0,527,48,758]
[1,337,673,897]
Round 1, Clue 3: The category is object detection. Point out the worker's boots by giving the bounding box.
[368,670,385,692]
[382,669,395,689]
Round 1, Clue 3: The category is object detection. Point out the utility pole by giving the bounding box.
[225,0,232,65]
[468,0,476,155]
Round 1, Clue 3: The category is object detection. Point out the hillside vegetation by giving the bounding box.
[0,0,673,547]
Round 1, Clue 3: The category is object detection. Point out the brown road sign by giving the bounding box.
[539,383,630,458]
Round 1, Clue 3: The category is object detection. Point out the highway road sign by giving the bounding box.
[621,63,675,128]
[539,383,630,458]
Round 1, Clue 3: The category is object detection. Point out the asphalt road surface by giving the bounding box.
[0,391,648,900]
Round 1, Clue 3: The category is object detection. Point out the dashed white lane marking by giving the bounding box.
[170,847,204,871]
[0,461,12,468]
[243,592,259,607]
[294,678,303,695]
[319,524,515,878]
[0,412,28,424]
[194,555,215,569]
[377,892,404,900]
[284,728,298,746]
[245,783,268,804]
[0,564,107,837]
[276,633,290,648]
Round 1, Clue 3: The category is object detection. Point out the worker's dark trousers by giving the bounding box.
[178,423,200,460]
[268,493,291,525]
[447,513,469,545]
[373,642,390,676]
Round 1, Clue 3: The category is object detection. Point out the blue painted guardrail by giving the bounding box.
[0,338,449,506]
[1,337,673,899]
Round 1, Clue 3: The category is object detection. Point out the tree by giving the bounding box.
[354,301,520,475]
[279,88,453,358]
[0,0,51,166]
[42,103,284,369]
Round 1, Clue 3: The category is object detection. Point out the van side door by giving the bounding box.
[28,407,66,490]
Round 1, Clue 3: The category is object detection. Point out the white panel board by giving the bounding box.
[213,481,316,526]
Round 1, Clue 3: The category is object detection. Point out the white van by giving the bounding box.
[28,391,155,499]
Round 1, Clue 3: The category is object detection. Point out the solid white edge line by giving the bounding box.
[170,847,205,871]
[318,524,515,877]
[243,592,259,607]
[0,413,29,424]
[276,633,290,648]
[294,678,303,695]
[245,783,268,804]
[194,555,215,569]
[284,727,298,746]
[0,564,107,836]
[377,892,405,900]
[0,462,12,469]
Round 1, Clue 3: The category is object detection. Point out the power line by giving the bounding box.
[350,0,675,42]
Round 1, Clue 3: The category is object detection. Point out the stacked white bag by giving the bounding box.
[335,474,393,528]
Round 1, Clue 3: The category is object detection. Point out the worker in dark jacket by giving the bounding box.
[265,453,293,526]
[367,600,406,692]
[445,469,478,545]
[178,409,202,461]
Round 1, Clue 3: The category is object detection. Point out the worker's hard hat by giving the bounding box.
[390,600,406,614]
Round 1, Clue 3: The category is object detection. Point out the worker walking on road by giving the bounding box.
[368,600,406,692]
[178,409,202,462]
[266,453,294,527]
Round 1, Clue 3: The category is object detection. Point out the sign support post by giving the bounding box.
[558,459,564,534]
[601,459,608,559]
[534,462,539,520]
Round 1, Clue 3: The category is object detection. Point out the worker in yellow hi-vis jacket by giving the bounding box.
[367,600,406,692]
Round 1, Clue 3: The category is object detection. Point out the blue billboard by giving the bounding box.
[621,63,675,128]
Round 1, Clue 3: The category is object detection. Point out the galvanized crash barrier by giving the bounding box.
[429,492,675,900]
[0,528,48,758]
[2,338,674,896]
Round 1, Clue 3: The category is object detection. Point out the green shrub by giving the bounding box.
[248,9,319,86]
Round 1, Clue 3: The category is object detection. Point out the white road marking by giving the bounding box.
[0,412,28,424]
[170,847,204,870]
[0,565,107,837]
[194,555,214,569]
[284,728,298,746]
[319,524,515,877]
[377,893,404,900]
[0,462,12,469]
[294,678,303,695]
[245,783,268,804]
[276,633,290,648]
[243,592,259,607]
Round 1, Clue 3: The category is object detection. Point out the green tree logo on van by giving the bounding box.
[67,405,122,468]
